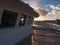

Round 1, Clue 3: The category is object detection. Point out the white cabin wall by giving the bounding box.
[0,1,34,45]
[0,26,32,45]
[25,15,34,26]
[0,13,33,45]
[15,13,21,28]
[0,0,37,45]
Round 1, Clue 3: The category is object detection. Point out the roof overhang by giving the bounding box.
[0,0,39,17]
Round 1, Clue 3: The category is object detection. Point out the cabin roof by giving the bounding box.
[0,0,39,17]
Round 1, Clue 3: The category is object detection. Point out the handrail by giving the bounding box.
[47,23,60,31]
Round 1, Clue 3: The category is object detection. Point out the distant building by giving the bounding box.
[43,20,57,24]
[56,19,60,25]
[34,20,57,25]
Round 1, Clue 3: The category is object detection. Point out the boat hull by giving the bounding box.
[0,26,32,45]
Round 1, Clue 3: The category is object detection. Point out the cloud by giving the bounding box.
[49,4,60,10]
[47,6,60,19]
[21,0,41,9]
[45,5,49,7]
[49,4,60,15]
[44,5,50,11]
[49,5,56,9]
[28,0,39,9]
[58,4,60,6]
[21,0,60,20]
[36,9,48,16]
[47,12,57,19]
[55,6,60,10]
[41,4,60,20]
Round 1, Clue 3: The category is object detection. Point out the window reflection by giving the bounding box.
[0,10,18,28]
[19,14,27,26]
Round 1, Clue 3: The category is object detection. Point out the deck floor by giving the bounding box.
[15,34,32,45]
[32,28,60,45]
[15,28,60,45]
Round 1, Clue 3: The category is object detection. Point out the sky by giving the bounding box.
[21,0,60,21]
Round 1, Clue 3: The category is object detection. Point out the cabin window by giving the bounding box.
[0,10,18,28]
[27,16,34,25]
[19,14,27,26]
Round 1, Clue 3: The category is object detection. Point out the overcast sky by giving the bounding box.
[21,0,60,21]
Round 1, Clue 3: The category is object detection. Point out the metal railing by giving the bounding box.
[32,23,60,45]
[47,23,60,31]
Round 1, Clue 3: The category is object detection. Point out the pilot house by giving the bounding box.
[0,0,39,45]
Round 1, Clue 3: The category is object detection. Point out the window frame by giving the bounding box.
[0,10,18,28]
[19,13,27,26]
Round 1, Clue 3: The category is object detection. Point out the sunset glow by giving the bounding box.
[34,15,56,21]
[22,0,60,21]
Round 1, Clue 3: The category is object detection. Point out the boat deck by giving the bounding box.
[32,27,60,45]
[15,26,60,45]
[15,34,32,45]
